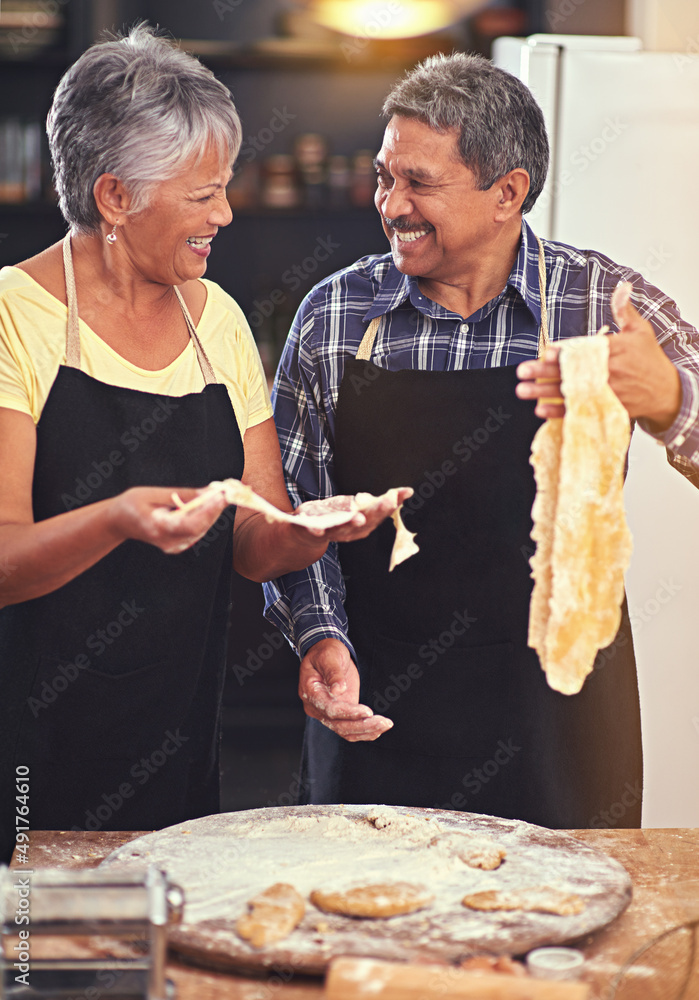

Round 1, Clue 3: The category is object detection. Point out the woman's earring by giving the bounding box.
[106,224,118,245]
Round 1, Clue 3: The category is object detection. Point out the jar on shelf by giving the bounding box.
[294,133,328,210]
[260,154,301,210]
[227,161,260,211]
[327,155,351,210]
[351,149,377,208]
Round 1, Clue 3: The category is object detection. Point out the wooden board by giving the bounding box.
[100,805,631,976]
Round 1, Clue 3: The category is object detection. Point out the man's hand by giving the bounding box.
[606,288,682,430]
[299,637,394,742]
[294,488,414,542]
[515,287,682,429]
[515,344,564,419]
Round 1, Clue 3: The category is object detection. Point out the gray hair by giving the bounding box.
[382,52,549,214]
[47,23,242,234]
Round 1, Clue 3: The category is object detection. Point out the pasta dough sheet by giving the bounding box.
[528,335,632,695]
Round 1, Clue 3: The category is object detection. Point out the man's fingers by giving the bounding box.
[304,688,373,718]
[611,280,633,328]
[319,715,394,741]
[535,401,565,419]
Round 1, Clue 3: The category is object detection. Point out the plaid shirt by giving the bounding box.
[264,220,699,658]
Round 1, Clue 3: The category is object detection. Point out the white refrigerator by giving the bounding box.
[493,34,699,827]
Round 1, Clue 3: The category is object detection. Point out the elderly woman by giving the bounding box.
[0,24,401,862]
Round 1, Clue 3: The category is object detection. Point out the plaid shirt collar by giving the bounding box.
[363,218,543,328]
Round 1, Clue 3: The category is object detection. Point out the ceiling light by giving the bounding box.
[307,0,482,40]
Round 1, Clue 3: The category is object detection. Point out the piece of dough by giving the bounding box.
[356,490,419,571]
[161,480,420,570]
[235,882,305,948]
[430,832,506,871]
[462,886,585,916]
[528,333,632,695]
[310,883,434,918]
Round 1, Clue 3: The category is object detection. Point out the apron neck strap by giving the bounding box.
[355,236,550,362]
[62,234,81,369]
[535,235,549,358]
[173,287,217,385]
[61,233,217,385]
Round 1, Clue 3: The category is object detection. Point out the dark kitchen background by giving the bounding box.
[0,0,625,811]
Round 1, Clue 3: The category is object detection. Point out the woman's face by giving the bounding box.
[120,143,233,286]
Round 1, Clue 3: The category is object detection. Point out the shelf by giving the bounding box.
[0,49,69,66]
[0,200,60,213]
[0,202,377,219]
[179,35,455,73]
[229,204,376,218]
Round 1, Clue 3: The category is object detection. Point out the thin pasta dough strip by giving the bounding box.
[528,334,632,695]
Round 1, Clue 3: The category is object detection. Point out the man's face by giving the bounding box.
[374,116,497,285]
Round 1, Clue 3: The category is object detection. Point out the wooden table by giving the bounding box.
[10,828,699,1000]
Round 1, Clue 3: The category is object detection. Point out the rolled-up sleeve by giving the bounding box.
[631,278,699,487]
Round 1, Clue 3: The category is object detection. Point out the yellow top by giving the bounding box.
[0,267,272,434]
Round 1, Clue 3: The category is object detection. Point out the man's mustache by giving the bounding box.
[383,216,435,232]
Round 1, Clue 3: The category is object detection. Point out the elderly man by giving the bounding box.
[265,53,699,829]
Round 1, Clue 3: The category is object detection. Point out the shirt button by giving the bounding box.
[460,323,469,334]
[675,433,686,446]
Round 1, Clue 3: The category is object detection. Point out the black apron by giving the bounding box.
[0,237,243,862]
[301,241,643,829]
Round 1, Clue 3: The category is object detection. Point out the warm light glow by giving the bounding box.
[309,0,467,40]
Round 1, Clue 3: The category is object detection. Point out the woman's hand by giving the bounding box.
[109,486,229,554]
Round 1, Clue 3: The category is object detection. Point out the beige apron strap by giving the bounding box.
[356,316,382,361]
[62,234,81,368]
[173,287,217,386]
[61,234,217,385]
[535,235,549,359]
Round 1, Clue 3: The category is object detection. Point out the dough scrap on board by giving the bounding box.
[310,883,434,918]
[462,886,585,916]
[430,832,506,871]
[528,312,632,696]
[235,882,305,948]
